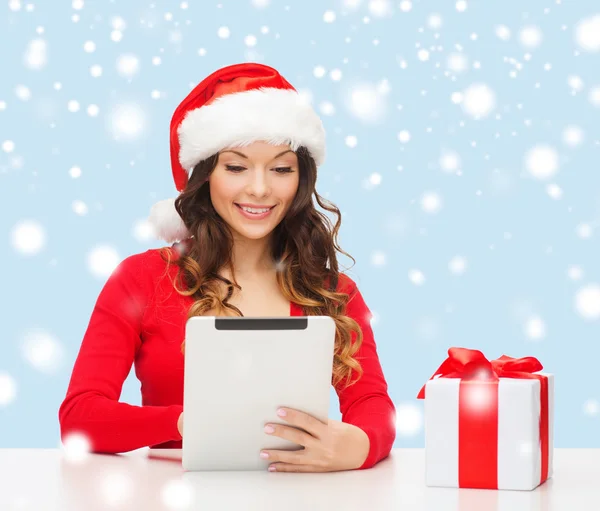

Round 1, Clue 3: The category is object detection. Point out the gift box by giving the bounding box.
[417,347,554,491]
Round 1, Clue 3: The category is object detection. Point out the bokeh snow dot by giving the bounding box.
[369,172,382,186]
[575,284,600,320]
[417,49,430,61]
[24,39,47,70]
[2,140,15,153]
[0,373,17,407]
[72,200,88,216]
[524,316,546,340]
[583,399,599,416]
[399,1,412,12]
[11,220,46,255]
[133,219,155,242]
[371,251,387,266]
[495,25,511,41]
[61,432,91,463]
[313,65,326,78]
[368,0,392,17]
[576,223,592,239]
[439,150,461,173]
[323,10,336,23]
[15,85,32,101]
[397,130,411,143]
[568,75,584,92]
[109,103,146,140]
[420,192,442,213]
[519,26,543,49]
[162,479,195,509]
[562,125,584,147]
[90,64,103,77]
[21,329,64,373]
[111,16,126,30]
[447,53,469,73]
[100,473,133,507]
[461,83,496,119]
[546,184,563,200]
[67,100,80,112]
[428,14,443,30]
[345,135,358,148]
[330,69,342,81]
[87,245,121,278]
[451,92,464,104]
[449,256,467,275]
[87,104,99,117]
[589,87,600,107]
[409,269,425,286]
[396,403,423,436]
[345,82,387,123]
[525,145,559,180]
[116,54,140,78]
[575,15,600,52]
[319,101,335,116]
[567,265,583,281]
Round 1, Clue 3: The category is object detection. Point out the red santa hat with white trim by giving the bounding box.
[148,62,326,244]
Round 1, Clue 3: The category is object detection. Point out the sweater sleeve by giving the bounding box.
[335,277,396,470]
[58,253,183,454]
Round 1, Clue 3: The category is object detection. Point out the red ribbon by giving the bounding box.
[417,347,549,489]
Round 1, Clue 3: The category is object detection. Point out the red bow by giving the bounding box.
[417,347,543,399]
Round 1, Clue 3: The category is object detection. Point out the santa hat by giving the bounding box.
[148,62,326,244]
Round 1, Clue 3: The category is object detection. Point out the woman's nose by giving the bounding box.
[246,168,270,197]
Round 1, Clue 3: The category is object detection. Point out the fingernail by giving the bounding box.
[260,451,269,459]
[264,425,275,434]
[269,466,277,472]
[276,408,286,417]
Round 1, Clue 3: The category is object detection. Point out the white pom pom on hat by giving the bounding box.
[148,198,189,244]
[147,62,326,243]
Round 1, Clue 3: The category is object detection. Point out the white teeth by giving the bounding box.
[241,206,270,214]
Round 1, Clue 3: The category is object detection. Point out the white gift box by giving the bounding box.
[424,373,554,491]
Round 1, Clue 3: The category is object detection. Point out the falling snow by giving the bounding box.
[2,0,599,453]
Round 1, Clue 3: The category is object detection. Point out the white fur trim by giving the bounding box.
[177,87,326,172]
[148,198,190,243]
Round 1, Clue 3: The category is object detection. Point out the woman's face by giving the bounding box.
[208,141,300,242]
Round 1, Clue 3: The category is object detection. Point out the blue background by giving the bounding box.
[1,0,599,448]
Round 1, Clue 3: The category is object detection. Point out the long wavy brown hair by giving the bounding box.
[159,146,364,389]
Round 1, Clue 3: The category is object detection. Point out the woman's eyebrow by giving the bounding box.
[220,149,294,160]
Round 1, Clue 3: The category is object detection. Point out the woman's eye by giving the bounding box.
[225,165,293,173]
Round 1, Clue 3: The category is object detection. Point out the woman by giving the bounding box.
[59,63,396,473]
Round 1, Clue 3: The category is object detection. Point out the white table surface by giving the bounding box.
[0,448,598,511]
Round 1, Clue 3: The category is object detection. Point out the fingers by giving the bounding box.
[276,408,327,439]
[264,423,316,447]
[260,448,306,466]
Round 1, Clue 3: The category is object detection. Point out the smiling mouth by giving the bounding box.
[234,203,276,218]
[235,204,275,211]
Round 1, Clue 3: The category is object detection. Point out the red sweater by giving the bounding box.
[59,246,396,469]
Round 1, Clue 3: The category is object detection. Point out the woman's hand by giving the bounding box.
[177,412,183,437]
[260,408,370,472]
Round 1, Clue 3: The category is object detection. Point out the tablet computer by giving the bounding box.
[181,315,336,471]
